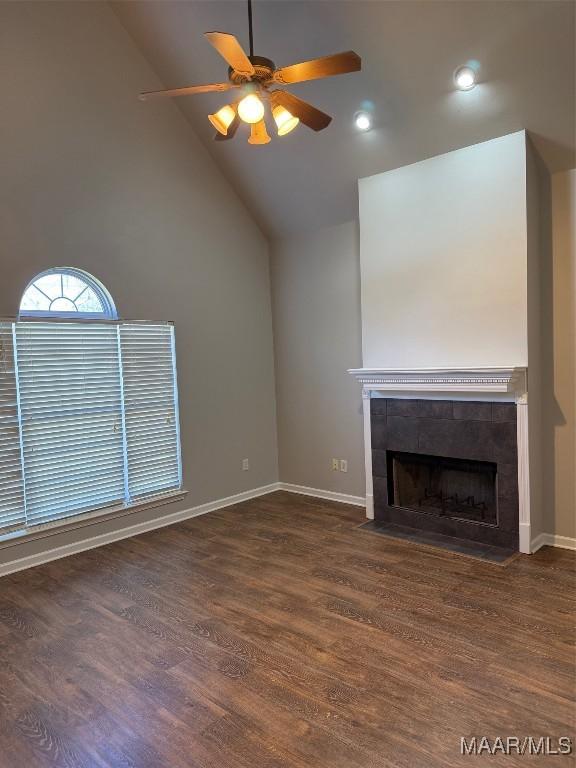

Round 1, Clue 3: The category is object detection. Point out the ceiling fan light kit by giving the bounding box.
[139,0,361,146]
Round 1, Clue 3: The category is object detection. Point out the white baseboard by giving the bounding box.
[530,533,546,553]
[3,479,570,577]
[0,483,280,578]
[277,482,366,508]
[531,532,576,553]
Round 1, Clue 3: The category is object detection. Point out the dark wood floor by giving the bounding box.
[0,491,574,768]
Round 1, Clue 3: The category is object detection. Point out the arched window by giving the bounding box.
[19,267,116,318]
[0,269,182,539]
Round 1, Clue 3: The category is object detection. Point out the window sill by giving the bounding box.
[0,489,188,551]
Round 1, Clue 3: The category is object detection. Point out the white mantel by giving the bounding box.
[348,366,527,396]
[348,366,532,554]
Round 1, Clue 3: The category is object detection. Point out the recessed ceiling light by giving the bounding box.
[454,66,476,90]
[355,111,372,131]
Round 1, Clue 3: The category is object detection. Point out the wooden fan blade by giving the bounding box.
[205,32,255,76]
[140,82,235,100]
[274,51,361,84]
[270,90,331,131]
[214,114,240,141]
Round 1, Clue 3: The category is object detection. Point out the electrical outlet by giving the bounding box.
[332,458,339,471]
[340,459,348,473]
[242,458,250,471]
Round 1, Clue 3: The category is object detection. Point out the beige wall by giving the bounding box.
[271,171,575,539]
[546,170,576,539]
[271,221,365,497]
[0,1,278,565]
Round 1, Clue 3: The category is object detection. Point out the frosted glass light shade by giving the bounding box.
[272,105,299,136]
[208,104,236,135]
[248,120,271,145]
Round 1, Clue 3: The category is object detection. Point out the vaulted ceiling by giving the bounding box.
[113,1,575,237]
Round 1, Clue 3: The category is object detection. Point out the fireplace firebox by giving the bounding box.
[387,451,498,527]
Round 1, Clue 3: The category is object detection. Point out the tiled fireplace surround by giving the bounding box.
[371,397,518,549]
[349,368,531,553]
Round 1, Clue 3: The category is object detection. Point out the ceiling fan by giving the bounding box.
[139,0,361,145]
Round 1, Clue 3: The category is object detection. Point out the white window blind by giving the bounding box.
[0,323,26,534]
[15,322,126,527]
[0,319,181,537]
[120,323,181,500]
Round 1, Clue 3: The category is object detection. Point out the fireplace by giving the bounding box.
[349,368,530,552]
[369,396,519,550]
[387,451,498,527]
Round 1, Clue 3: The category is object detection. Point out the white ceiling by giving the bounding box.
[113,1,575,237]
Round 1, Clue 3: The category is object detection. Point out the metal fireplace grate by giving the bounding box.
[387,451,498,527]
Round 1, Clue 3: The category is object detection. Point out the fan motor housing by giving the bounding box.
[228,55,275,85]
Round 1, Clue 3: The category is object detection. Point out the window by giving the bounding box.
[0,270,182,538]
[20,268,116,318]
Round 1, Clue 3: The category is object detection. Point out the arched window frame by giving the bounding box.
[19,267,117,320]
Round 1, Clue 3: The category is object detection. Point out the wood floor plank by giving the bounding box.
[0,491,574,767]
